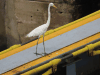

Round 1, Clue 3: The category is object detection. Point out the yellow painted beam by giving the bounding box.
[72,41,100,56]
[42,68,53,75]
[0,10,100,60]
[16,41,100,75]
[22,59,61,75]
[93,50,100,56]
[2,33,100,75]
[0,44,21,55]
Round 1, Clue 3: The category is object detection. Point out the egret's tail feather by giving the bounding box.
[25,35,28,38]
[25,33,33,38]
[25,33,30,37]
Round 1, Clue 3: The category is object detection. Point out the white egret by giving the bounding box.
[26,3,57,55]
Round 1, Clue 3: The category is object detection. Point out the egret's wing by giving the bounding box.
[26,24,47,37]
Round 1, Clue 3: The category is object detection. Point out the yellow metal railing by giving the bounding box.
[42,68,53,75]
[72,41,100,56]
[22,59,61,75]
[0,44,21,55]
[18,41,100,75]
[93,50,100,56]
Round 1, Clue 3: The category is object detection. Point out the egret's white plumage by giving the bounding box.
[26,3,57,55]
[26,24,47,37]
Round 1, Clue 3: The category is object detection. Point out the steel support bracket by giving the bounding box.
[65,57,82,66]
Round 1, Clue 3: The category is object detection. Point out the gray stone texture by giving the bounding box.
[5,0,21,47]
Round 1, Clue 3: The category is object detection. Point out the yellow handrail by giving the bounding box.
[22,59,61,75]
[0,44,21,55]
[72,41,100,56]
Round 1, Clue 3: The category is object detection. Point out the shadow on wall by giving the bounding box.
[73,0,100,20]
[0,35,7,52]
[0,0,7,51]
[29,0,100,20]
[0,45,7,52]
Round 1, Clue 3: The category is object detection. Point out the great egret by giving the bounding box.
[26,3,57,55]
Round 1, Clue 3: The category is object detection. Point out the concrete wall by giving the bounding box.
[3,0,100,48]
[0,0,7,51]
[5,0,21,47]
[5,0,75,47]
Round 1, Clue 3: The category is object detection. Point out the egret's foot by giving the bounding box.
[34,52,43,56]
[42,52,48,56]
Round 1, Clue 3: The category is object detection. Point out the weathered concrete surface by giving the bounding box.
[4,0,100,47]
[30,0,75,3]
[0,0,7,51]
[5,0,21,47]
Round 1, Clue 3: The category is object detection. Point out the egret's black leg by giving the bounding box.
[43,34,45,53]
[36,37,39,54]
[34,37,42,56]
[43,34,47,55]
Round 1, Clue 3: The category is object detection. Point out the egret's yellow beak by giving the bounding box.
[53,5,57,8]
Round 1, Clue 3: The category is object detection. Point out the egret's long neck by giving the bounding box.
[46,4,51,26]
